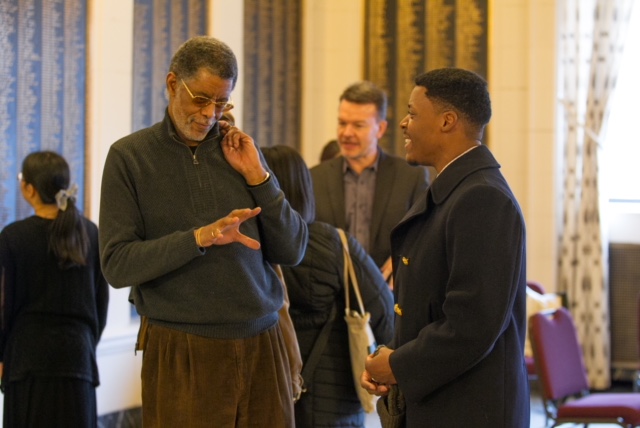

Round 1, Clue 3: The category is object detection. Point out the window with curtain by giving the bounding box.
[556,0,635,390]
[602,4,640,205]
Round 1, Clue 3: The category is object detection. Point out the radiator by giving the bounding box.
[609,243,640,381]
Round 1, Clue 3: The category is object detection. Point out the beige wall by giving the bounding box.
[301,0,364,166]
[86,0,142,416]
[77,0,558,417]
[489,0,558,288]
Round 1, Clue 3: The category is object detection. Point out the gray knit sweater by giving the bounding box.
[99,111,308,339]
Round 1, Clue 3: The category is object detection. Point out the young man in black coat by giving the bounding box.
[363,68,529,428]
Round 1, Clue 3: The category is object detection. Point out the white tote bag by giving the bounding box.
[337,228,377,413]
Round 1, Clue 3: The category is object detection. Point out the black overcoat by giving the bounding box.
[389,145,530,427]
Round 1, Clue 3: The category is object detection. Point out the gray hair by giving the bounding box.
[339,81,387,121]
[169,36,238,87]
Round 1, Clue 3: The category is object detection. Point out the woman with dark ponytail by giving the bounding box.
[0,151,109,427]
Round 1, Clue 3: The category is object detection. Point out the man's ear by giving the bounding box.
[441,110,458,132]
[166,72,178,97]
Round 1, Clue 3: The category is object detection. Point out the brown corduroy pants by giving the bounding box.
[141,323,294,428]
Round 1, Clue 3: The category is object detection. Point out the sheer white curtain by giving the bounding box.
[557,0,634,389]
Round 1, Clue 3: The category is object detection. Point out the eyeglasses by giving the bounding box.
[180,79,234,112]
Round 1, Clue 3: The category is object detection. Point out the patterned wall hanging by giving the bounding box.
[364,0,489,155]
[0,0,87,230]
[242,0,302,150]
[132,0,209,132]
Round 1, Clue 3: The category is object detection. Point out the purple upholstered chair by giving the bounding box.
[529,307,640,427]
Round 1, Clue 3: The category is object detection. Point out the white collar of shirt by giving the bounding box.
[436,145,479,178]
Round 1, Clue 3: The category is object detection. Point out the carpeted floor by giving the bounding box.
[96,380,635,427]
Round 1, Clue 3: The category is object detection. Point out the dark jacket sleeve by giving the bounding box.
[248,166,308,266]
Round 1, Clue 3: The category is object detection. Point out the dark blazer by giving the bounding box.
[310,150,429,268]
[389,145,529,427]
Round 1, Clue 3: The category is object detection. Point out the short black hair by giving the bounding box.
[260,145,315,224]
[414,68,491,128]
[170,36,238,87]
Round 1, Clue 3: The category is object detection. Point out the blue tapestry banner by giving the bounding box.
[0,0,87,229]
[242,0,302,150]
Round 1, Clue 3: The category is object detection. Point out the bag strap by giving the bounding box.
[337,228,366,316]
[301,303,337,386]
